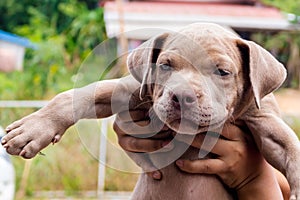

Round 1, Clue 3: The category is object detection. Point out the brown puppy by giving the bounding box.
[127,23,300,199]
[2,23,300,199]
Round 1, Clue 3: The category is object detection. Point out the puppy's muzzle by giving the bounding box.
[170,89,199,111]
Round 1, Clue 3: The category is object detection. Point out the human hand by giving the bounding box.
[113,109,174,180]
[175,123,289,199]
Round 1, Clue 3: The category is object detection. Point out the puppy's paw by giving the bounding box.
[1,111,66,159]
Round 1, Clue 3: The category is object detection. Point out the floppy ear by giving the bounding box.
[237,39,287,109]
[127,33,169,98]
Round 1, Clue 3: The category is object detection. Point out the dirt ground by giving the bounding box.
[274,89,300,116]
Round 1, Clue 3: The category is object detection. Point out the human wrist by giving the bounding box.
[237,161,283,200]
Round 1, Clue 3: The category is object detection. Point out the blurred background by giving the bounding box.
[0,0,300,199]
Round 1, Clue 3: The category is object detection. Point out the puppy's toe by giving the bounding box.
[21,141,43,159]
[9,133,32,148]
[5,119,23,133]
[2,127,24,145]
[20,150,36,159]
[5,142,23,156]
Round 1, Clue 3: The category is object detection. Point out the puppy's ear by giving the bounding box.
[237,39,287,109]
[127,33,169,98]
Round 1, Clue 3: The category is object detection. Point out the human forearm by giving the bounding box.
[237,161,283,200]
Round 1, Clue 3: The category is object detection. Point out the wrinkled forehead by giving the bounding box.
[179,23,239,39]
[161,31,239,67]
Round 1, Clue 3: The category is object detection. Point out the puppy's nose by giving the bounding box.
[171,90,197,108]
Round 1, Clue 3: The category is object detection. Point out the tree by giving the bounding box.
[256,0,300,88]
[0,0,108,100]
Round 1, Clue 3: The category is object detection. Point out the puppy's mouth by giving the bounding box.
[153,102,226,135]
[168,118,225,135]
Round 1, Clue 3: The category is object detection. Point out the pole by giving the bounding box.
[97,119,108,198]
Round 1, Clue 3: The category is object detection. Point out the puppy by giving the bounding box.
[2,23,300,199]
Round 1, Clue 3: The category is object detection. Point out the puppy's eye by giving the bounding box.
[213,69,231,76]
[159,64,172,71]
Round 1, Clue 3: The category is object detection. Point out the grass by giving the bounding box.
[2,115,139,199]
[283,115,300,138]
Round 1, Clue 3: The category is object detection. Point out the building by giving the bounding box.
[104,0,298,40]
[0,30,35,72]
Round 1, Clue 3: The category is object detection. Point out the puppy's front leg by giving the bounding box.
[1,75,139,159]
[245,111,300,199]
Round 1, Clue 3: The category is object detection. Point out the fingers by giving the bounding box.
[118,135,167,152]
[176,158,225,174]
[221,123,246,141]
[118,110,148,122]
[114,109,172,152]
[186,132,236,157]
[114,109,174,181]
[186,124,250,158]
[115,115,167,136]
[114,120,172,152]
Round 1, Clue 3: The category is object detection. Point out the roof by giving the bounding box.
[104,1,296,40]
[0,30,36,49]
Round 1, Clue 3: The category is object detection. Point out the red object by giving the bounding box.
[104,1,284,19]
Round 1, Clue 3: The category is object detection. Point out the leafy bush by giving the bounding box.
[0,0,108,100]
[255,0,300,88]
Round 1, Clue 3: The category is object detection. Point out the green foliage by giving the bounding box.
[284,116,300,138]
[253,0,300,88]
[0,0,99,34]
[262,0,300,18]
[0,0,108,100]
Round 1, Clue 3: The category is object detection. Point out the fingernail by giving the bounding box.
[1,139,6,144]
[152,171,161,180]
[3,144,8,148]
[176,160,184,167]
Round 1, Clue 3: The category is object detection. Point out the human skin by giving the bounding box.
[113,109,290,199]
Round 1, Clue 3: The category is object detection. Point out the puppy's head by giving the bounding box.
[127,23,286,134]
